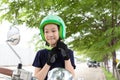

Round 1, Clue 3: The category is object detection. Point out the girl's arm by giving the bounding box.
[34,64,50,80]
[65,59,75,78]
[0,68,13,77]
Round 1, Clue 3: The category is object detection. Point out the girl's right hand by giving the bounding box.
[47,47,58,66]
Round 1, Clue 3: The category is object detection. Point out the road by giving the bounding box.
[75,62,106,80]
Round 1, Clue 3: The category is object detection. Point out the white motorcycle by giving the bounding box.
[0,26,74,80]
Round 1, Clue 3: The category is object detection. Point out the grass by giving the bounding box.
[102,68,117,80]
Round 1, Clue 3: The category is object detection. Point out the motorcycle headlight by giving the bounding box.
[47,68,73,80]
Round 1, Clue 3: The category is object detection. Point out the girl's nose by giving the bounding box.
[48,32,53,36]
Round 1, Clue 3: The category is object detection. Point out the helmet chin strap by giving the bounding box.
[45,41,49,46]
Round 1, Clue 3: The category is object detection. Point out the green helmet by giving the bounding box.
[39,15,66,41]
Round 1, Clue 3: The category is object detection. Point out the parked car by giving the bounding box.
[87,60,98,68]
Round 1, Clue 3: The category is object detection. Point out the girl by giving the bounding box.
[32,15,76,80]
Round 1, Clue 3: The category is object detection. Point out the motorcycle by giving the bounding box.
[47,68,73,80]
[0,26,74,80]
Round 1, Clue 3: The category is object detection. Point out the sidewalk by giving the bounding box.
[75,62,106,80]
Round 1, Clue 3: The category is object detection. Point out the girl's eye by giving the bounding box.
[45,31,48,33]
[44,29,57,33]
[52,30,56,32]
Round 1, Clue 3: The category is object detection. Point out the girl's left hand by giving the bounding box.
[56,41,70,60]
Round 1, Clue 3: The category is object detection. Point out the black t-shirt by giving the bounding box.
[32,49,76,80]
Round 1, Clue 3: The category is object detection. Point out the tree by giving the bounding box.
[0,0,120,75]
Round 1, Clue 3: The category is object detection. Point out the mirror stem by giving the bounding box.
[6,41,22,64]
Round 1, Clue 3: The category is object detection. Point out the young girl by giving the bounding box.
[32,15,76,80]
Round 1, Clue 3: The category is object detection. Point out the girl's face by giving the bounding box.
[44,24,59,47]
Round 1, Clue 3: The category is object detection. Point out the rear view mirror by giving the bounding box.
[7,27,20,45]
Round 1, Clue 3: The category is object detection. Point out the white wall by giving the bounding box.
[0,21,39,66]
[0,44,36,66]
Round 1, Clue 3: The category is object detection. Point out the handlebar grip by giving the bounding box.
[0,68,13,77]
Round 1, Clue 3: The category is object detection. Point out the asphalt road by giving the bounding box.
[75,62,106,80]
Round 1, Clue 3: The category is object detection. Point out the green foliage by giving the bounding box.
[0,0,120,62]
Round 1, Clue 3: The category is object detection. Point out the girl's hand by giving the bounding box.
[57,41,70,60]
[47,47,58,65]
